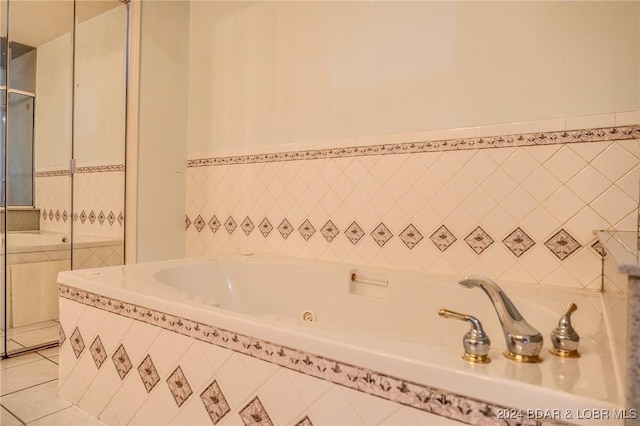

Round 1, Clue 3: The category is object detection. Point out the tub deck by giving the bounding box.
[57,253,627,425]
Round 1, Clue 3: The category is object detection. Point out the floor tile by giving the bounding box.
[36,347,59,359]
[27,406,104,426]
[6,339,26,353]
[0,352,42,371]
[0,407,24,426]
[0,359,58,396]
[1,380,69,423]
[9,326,59,349]
[8,321,59,337]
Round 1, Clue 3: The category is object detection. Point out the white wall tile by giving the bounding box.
[566,113,615,130]
[214,355,257,409]
[566,166,611,204]
[259,370,306,425]
[148,384,180,425]
[186,134,638,291]
[308,387,364,425]
[342,387,402,425]
[445,126,482,140]
[521,118,566,133]
[591,186,636,225]
[481,122,522,137]
[615,110,640,126]
[592,143,638,183]
[521,168,563,203]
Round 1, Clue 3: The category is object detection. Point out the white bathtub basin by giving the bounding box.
[58,253,627,425]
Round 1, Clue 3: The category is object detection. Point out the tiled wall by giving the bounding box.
[185,113,640,292]
[59,285,538,426]
[35,163,125,239]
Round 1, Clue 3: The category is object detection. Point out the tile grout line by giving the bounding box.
[36,352,59,366]
[0,378,58,398]
[0,403,27,426]
[26,406,74,425]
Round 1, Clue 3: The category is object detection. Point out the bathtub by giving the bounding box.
[57,254,627,426]
[4,231,123,328]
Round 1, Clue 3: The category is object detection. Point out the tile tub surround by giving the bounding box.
[57,256,626,426]
[58,292,479,426]
[186,121,640,291]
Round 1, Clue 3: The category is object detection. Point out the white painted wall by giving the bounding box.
[35,33,72,169]
[135,0,189,262]
[187,1,640,154]
[74,5,127,165]
[35,5,126,168]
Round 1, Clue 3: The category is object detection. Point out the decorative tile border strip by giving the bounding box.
[60,284,572,426]
[35,170,70,178]
[187,214,591,262]
[41,208,124,227]
[76,164,125,174]
[187,125,639,167]
[35,164,124,177]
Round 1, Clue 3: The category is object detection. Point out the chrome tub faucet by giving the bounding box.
[459,275,543,363]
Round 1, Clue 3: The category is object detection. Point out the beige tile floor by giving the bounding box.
[0,346,104,426]
[1,320,60,354]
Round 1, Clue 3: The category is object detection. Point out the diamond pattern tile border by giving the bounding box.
[225,217,237,234]
[112,344,133,380]
[429,225,455,252]
[278,219,294,239]
[464,226,494,255]
[200,380,231,425]
[209,215,221,233]
[344,221,365,245]
[59,326,66,347]
[89,336,107,369]
[167,366,193,408]
[187,210,598,266]
[545,229,582,261]
[320,220,339,242]
[195,215,206,232]
[503,227,535,258]
[239,396,273,426]
[295,416,314,426]
[70,327,85,359]
[241,217,255,236]
[299,219,316,241]
[371,222,393,247]
[259,218,273,237]
[138,354,161,393]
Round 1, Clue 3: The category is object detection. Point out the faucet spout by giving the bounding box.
[459,275,543,363]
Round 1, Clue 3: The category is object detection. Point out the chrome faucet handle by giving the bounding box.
[459,275,543,363]
[438,309,491,364]
[550,303,580,358]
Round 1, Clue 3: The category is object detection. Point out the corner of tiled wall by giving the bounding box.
[185,112,639,291]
